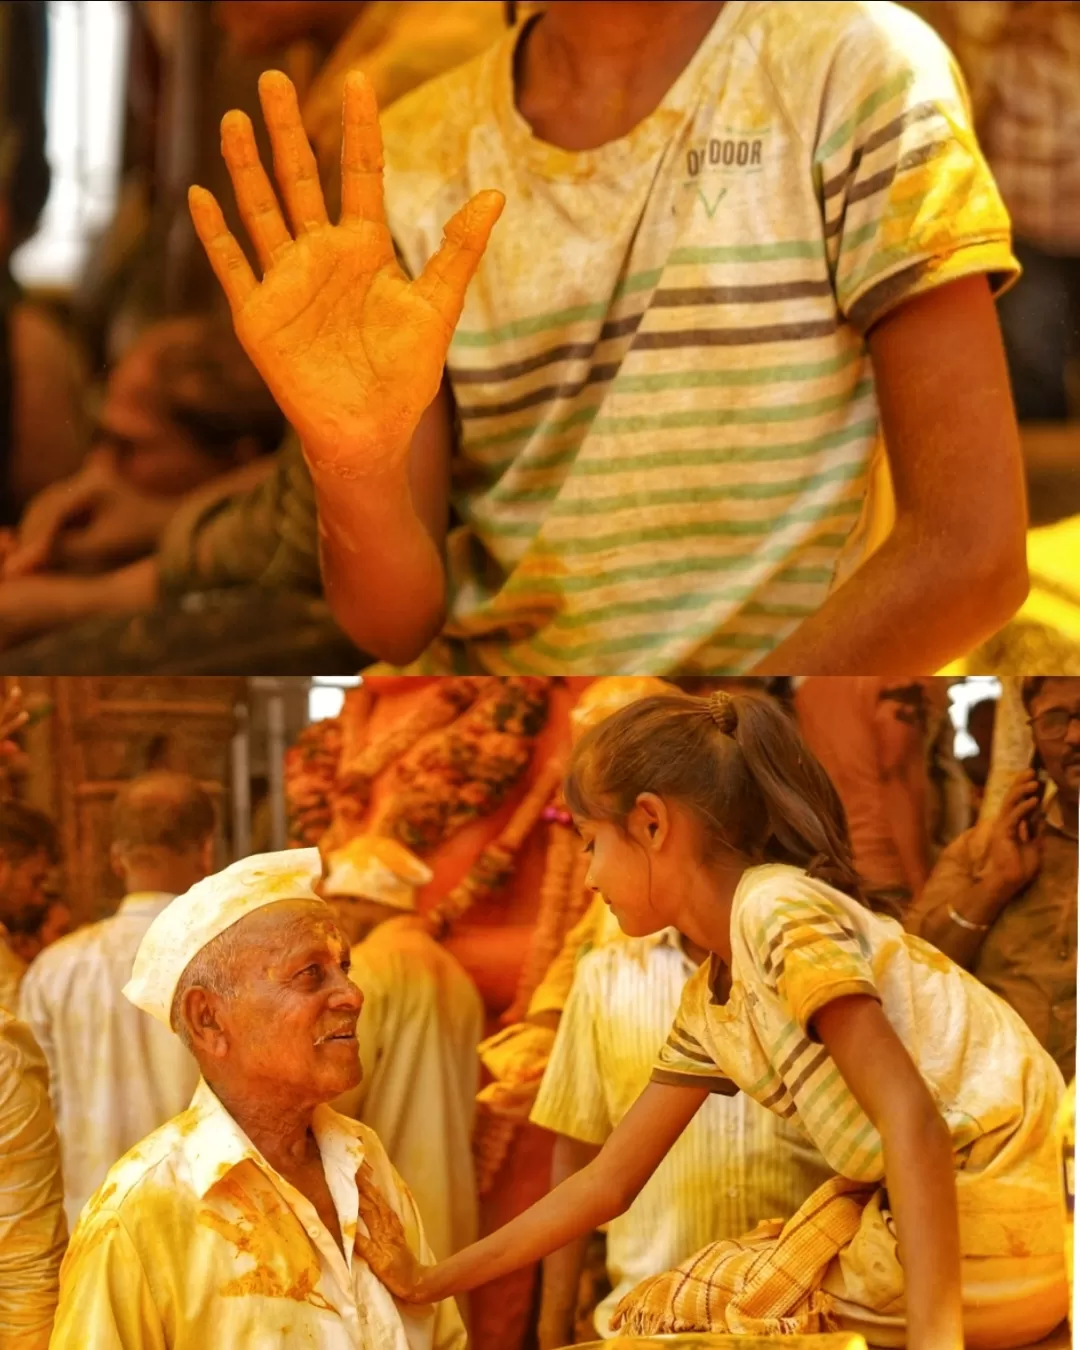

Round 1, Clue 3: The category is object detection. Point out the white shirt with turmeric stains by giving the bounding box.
[50,1080,468,1350]
[0,1009,67,1350]
[18,893,201,1233]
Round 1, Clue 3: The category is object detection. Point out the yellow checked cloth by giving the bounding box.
[611,1176,873,1337]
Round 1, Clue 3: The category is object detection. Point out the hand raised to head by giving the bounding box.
[189,71,504,479]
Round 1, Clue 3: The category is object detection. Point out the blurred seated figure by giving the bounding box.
[0,314,282,581]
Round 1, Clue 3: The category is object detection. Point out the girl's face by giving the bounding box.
[579,818,668,937]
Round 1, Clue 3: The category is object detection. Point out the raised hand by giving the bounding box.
[355,1163,434,1303]
[189,70,503,480]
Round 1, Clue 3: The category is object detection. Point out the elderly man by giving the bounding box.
[324,835,483,1263]
[49,849,467,1350]
[910,675,1079,1081]
[19,772,212,1229]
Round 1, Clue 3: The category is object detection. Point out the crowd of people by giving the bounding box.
[0,0,1073,674]
[0,673,1075,1350]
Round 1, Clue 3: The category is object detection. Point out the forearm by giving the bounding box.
[537,1136,601,1348]
[751,515,1026,676]
[918,871,1012,967]
[419,1157,622,1303]
[314,459,447,666]
[883,1108,963,1350]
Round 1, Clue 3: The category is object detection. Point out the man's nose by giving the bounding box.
[330,968,363,1011]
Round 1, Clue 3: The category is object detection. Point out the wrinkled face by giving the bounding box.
[576,809,677,939]
[0,848,52,929]
[96,336,229,497]
[1029,678,1080,802]
[215,900,365,1103]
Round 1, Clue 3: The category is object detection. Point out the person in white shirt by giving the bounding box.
[530,925,830,1345]
[19,771,212,1229]
[50,847,466,1350]
[324,835,483,1262]
[0,798,59,1015]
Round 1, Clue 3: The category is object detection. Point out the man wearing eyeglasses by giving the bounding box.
[911,676,1079,1082]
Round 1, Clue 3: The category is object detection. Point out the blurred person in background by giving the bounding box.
[960,696,999,813]
[934,2,1080,423]
[0,0,86,525]
[4,894,71,966]
[0,314,283,584]
[19,772,211,1230]
[794,677,941,911]
[0,798,58,1016]
[0,0,505,675]
[910,675,1079,1082]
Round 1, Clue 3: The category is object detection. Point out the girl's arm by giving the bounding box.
[813,994,963,1350]
[357,1081,708,1302]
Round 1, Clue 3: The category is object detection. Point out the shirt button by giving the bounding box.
[728,1187,739,1199]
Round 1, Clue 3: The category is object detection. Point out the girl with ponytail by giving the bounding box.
[356,689,1068,1350]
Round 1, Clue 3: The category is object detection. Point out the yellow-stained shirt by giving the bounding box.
[0,925,27,1015]
[50,1079,467,1350]
[531,929,830,1338]
[653,864,1066,1264]
[380,0,1018,676]
[331,921,484,1261]
[0,1010,67,1350]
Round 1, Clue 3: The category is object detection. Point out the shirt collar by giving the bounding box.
[118,892,176,918]
[181,1079,368,1201]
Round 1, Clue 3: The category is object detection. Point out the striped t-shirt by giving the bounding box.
[380,0,1017,676]
[651,864,1065,1258]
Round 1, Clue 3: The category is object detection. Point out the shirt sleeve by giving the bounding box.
[0,1021,67,1350]
[529,953,612,1146]
[738,885,880,1038]
[50,1211,166,1350]
[157,435,321,595]
[814,4,1018,333]
[651,963,739,1095]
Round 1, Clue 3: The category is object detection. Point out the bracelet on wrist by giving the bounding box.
[947,903,990,934]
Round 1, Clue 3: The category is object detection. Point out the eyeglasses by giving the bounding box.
[1028,708,1080,741]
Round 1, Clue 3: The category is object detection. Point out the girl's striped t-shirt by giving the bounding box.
[381,0,1017,676]
[651,863,1065,1262]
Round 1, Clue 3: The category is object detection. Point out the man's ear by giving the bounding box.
[182,986,229,1059]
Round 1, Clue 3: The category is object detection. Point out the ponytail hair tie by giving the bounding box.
[708,690,738,735]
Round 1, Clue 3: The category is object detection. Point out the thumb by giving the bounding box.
[412,190,505,327]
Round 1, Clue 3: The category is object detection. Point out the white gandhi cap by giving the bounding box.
[123,847,327,1028]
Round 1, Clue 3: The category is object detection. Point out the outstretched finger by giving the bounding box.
[220,109,291,272]
[340,71,385,225]
[259,70,328,235]
[413,190,505,326]
[189,187,257,311]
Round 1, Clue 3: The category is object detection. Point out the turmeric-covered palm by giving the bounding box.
[189,70,503,476]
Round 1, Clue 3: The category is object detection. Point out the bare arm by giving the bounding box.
[189,70,501,666]
[0,557,158,650]
[536,1134,602,1350]
[753,277,1028,675]
[814,994,962,1350]
[912,771,1041,966]
[357,1081,708,1303]
[316,382,453,663]
[872,686,931,896]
